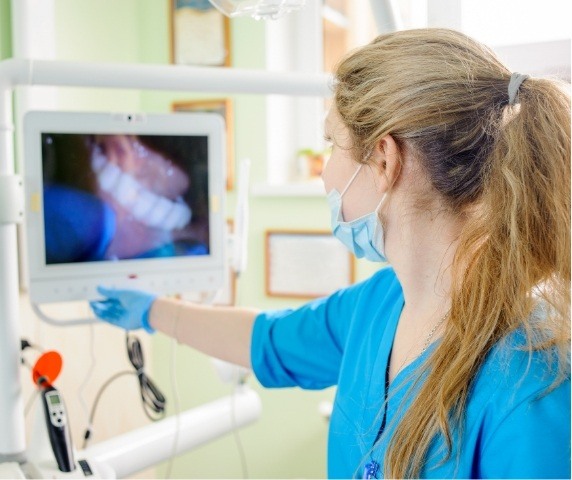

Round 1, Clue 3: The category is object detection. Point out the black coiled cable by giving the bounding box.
[126,333,166,420]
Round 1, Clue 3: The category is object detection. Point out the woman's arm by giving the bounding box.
[149,297,260,369]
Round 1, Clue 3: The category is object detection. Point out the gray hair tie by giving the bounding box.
[508,72,529,105]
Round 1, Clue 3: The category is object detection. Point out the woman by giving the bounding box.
[91,29,570,478]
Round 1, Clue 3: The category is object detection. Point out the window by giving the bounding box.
[260,0,379,194]
[323,0,377,73]
[257,0,570,195]
[426,0,571,81]
[460,0,571,47]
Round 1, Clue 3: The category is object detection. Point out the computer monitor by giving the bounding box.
[24,111,226,304]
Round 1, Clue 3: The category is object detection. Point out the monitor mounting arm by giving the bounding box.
[0,57,330,466]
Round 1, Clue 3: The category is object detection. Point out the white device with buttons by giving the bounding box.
[45,391,67,428]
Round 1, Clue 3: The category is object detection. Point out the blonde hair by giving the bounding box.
[333,28,570,478]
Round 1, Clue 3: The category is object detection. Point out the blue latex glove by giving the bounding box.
[90,286,157,333]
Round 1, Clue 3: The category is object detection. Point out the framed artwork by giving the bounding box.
[265,230,355,299]
[169,0,231,67]
[172,98,235,190]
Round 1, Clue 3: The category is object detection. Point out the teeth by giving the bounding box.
[98,162,122,192]
[114,173,141,209]
[146,196,175,229]
[132,189,159,221]
[175,202,192,229]
[93,156,192,231]
[164,201,192,230]
[163,204,182,231]
[91,149,107,173]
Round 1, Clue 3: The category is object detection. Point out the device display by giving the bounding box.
[41,387,75,472]
[42,133,209,264]
[24,112,226,303]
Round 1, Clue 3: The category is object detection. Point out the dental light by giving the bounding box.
[208,0,306,20]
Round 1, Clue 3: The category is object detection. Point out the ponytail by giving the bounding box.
[456,75,570,363]
[388,72,571,480]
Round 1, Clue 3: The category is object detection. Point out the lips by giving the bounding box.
[91,149,192,231]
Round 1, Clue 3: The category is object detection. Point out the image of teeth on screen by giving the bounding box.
[41,133,209,263]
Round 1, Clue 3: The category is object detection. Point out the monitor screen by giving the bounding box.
[24,111,226,304]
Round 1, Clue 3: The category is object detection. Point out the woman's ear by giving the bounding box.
[371,134,401,191]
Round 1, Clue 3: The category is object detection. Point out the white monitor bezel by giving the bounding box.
[24,110,226,304]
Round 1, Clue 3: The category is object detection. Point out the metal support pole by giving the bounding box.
[0,79,26,460]
[369,0,402,33]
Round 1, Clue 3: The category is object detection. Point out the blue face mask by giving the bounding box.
[327,165,387,262]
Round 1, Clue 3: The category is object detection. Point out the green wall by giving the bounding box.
[0,0,11,60]
[54,0,141,112]
[6,1,379,477]
[136,3,337,477]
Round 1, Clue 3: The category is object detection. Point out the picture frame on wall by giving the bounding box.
[169,0,231,67]
[265,230,355,299]
[172,98,235,190]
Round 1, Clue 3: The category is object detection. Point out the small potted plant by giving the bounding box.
[297,147,331,179]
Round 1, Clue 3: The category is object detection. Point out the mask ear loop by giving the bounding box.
[340,164,363,198]
[374,193,387,215]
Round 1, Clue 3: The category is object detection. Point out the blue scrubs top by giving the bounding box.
[251,267,571,478]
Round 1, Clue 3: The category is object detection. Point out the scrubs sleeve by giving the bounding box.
[479,379,571,479]
[251,287,359,390]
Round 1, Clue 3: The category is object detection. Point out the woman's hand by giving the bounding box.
[90,286,157,333]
